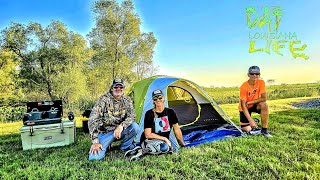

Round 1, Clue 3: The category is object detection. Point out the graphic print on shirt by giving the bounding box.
[248,88,258,97]
[154,116,170,133]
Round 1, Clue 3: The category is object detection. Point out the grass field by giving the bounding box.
[0,97,319,179]
[204,83,320,104]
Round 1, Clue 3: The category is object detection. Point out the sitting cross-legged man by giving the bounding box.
[88,78,139,160]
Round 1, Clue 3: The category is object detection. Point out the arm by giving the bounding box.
[241,99,257,128]
[114,97,136,139]
[88,95,121,143]
[120,97,136,129]
[247,92,267,106]
[239,85,256,127]
[88,99,105,144]
[173,123,185,146]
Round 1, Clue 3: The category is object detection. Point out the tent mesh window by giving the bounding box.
[167,86,227,132]
[167,86,198,126]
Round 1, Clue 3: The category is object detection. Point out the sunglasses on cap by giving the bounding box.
[249,73,260,76]
[153,96,163,101]
[113,86,124,89]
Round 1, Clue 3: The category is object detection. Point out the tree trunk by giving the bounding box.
[46,79,54,101]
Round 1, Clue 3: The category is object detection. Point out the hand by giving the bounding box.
[114,125,123,139]
[90,143,103,155]
[249,119,258,128]
[164,138,172,147]
[245,102,250,107]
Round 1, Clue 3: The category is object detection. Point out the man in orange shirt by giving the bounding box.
[239,66,272,137]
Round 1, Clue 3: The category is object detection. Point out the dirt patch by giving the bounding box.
[292,99,320,109]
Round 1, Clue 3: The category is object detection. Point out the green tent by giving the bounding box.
[129,76,242,145]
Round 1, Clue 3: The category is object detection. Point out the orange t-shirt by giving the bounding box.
[238,79,266,112]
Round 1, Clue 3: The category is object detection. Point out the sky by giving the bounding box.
[0,0,319,87]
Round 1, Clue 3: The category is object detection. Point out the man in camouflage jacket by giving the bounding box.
[88,78,139,160]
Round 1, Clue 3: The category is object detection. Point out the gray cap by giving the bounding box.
[248,66,260,74]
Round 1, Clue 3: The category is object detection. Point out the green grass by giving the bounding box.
[1,97,320,179]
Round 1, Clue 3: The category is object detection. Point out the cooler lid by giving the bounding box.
[20,120,75,132]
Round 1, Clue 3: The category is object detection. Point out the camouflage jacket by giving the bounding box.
[88,92,136,143]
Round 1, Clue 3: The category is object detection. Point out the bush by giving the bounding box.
[0,106,26,123]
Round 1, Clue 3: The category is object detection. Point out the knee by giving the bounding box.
[160,142,169,152]
[88,147,106,161]
[130,122,139,135]
[89,153,105,161]
[258,102,268,110]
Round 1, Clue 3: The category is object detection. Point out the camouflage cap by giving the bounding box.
[112,78,124,87]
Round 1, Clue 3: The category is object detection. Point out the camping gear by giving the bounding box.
[23,100,63,126]
[82,109,91,118]
[68,112,75,121]
[82,120,89,133]
[47,107,59,119]
[24,118,62,126]
[25,108,43,120]
[20,120,76,150]
[81,109,91,133]
[129,76,243,146]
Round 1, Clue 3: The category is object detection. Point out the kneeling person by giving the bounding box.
[239,66,272,137]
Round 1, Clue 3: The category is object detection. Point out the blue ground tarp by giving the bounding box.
[183,129,242,147]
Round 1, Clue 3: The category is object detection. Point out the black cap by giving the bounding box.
[152,89,164,98]
[112,78,124,87]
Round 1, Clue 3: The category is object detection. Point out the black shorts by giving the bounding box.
[239,104,261,123]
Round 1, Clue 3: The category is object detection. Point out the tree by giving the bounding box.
[267,79,276,86]
[0,50,23,105]
[88,0,157,88]
[0,21,91,103]
[134,32,158,80]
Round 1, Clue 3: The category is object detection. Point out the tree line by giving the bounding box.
[0,0,157,111]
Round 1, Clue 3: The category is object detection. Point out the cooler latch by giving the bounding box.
[29,126,34,136]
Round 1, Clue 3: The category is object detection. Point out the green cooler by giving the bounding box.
[20,120,76,150]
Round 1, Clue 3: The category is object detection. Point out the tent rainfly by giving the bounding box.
[129,76,243,147]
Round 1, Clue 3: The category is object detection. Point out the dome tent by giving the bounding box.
[129,76,243,147]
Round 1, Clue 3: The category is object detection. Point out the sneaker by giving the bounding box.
[130,151,144,161]
[248,128,261,135]
[261,130,272,138]
[124,146,141,158]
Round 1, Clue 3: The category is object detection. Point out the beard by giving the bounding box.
[113,90,124,97]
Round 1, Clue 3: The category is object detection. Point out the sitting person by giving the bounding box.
[238,66,272,137]
[126,89,185,161]
[88,78,139,160]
